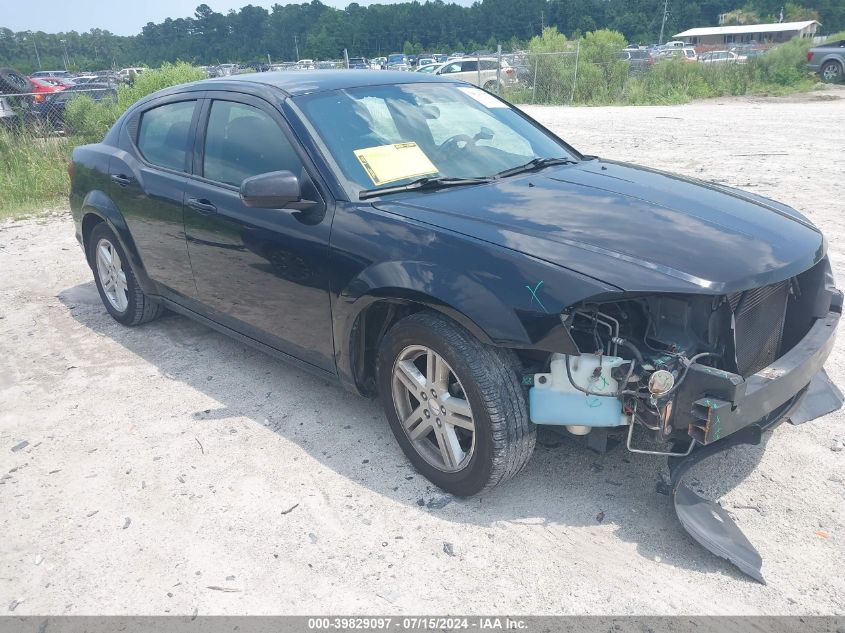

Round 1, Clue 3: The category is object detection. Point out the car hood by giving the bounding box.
[374,159,825,294]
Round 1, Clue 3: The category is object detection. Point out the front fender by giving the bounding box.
[333,257,616,393]
[80,190,156,295]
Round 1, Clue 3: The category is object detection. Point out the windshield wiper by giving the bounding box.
[359,176,490,200]
[494,157,577,179]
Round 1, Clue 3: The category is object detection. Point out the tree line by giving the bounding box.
[1,0,842,72]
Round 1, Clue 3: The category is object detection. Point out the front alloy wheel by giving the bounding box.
[377,311,535,496]
[392,345,476,472]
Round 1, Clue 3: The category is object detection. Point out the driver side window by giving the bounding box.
[203,100,303,187]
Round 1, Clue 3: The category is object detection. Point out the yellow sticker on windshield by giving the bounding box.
[354,142,438,186]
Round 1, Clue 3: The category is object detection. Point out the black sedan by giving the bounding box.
[70,71,841,581]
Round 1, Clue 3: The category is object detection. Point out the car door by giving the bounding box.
[182,93,335,371]
[109,94,201,300]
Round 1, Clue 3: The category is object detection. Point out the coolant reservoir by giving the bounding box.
[529,353,629,429]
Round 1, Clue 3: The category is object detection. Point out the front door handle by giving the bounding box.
[110,174,132,187]
[187,198,218,215]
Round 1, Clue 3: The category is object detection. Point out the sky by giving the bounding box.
[5,0,471,37]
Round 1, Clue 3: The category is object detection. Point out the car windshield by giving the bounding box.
[294,82,575,196]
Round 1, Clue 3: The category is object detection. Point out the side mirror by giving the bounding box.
[240,170,314,209]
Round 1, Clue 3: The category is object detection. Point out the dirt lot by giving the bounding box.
[2,91,845,616]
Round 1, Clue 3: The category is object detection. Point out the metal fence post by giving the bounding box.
[496,44,502,94]
[532,55,538,103]
[570,41,580,104]
[476,55,481,88]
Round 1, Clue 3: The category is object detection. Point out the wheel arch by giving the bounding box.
[80,190,155,294]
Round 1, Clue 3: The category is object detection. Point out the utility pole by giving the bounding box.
[60,39,70,70]
[658,0,669,45]
[24,32,42,69]
[294,34,300,61]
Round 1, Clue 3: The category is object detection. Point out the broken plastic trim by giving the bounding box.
[666,370,843,584]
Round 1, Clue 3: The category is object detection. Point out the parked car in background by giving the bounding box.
[417,57,436,66]
[29,77,65,103]
[0,67,33,127]
[407,55,418,67]
[93,71,121,84]
[370,57,387,69]
[297,59,317,70]
[31,82,117,129]
[117,67,146,81]
[211,63,240,77]
[71,75,100,84]
[415,63,441,74]
[348,57,369,69]
[387,53,410,71]
[655,47,697,62]
[435,57,517,91]
[31,70,71,79]
[698,50,744,64]
[0,95,19,128]
[620,48,654,73]
[807,39,845,82]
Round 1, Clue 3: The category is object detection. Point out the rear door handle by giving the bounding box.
[186,198,218,215]
[110,174,132,187]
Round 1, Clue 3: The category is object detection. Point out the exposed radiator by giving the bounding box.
[729,280,791,377]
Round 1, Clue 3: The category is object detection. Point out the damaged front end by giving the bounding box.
[528,256,843,582]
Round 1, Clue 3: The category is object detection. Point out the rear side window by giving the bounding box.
[460,60,479,72]
[137,100,196,171]
[202,100,303,187]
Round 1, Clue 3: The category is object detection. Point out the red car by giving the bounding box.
[29,77,66,103]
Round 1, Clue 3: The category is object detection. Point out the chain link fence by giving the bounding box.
[495,46,776,105]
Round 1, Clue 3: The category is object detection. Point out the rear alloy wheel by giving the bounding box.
[377,312,535,496]
[95,237,129,313]
[821,61,843,83]
[88,222,163,326]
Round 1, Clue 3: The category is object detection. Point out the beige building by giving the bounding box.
[674,20,821,46]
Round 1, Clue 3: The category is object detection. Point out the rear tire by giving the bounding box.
[821,61,843,83]
[88,223,163,326]
[377,311,535,496]
[0,68,30,94]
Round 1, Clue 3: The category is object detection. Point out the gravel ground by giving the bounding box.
[1,90,844,616]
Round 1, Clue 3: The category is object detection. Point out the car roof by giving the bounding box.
[196,70,456,97]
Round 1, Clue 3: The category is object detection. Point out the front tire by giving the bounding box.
[88,223,162,326]
[377,312,535,496]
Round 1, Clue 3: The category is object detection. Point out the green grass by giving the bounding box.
[0,127,77,220]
